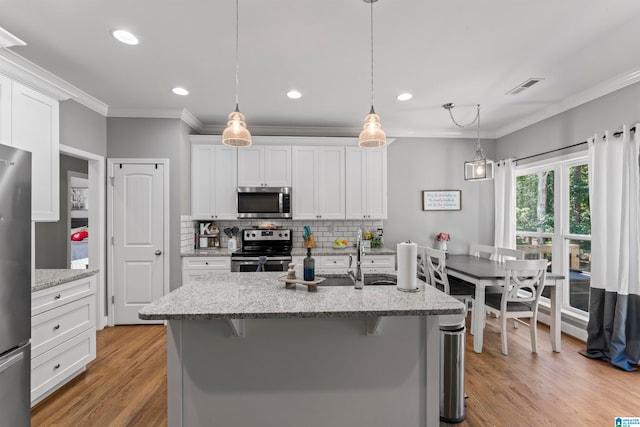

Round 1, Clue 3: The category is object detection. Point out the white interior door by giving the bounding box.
[112,162,165,324]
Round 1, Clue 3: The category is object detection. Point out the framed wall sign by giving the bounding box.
[422,190,461,211]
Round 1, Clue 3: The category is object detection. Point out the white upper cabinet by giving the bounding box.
[238,145,291,187]
[11,81,60,222]
[292,146,345,220]
[191,142,238,219]
[345,147,387,220]
[0,74,11,145]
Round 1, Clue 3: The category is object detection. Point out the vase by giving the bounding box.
[438,241,449,258]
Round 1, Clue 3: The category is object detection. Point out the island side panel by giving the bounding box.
[167,320,182,427]
[169,316,440,427]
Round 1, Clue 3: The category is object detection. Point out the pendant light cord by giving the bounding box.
[447,104,479,129]
[369,0,375,112]
[476,104,481,150]
[234,0,240,109]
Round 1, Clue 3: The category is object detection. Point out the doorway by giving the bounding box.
[108,159,169,325]
[68,171,89,269]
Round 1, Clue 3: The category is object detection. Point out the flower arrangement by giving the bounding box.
[436,233,450,242]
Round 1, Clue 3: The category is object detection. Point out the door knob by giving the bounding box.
[155,250,162,255]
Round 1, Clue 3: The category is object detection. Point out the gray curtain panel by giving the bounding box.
[580,290,640,371]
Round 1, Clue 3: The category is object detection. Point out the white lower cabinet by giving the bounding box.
[31,274,97,406]
[293,254,395,276]
[182,257,231,283]
[360,255,396,273]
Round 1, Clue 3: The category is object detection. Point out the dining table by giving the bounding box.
[445,254,564,354]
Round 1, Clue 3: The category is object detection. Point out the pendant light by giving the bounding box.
[358,0,386,148]
[222,0,252,147]
[443,103,494,181]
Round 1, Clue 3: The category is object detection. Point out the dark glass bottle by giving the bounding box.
[303,247,315,281]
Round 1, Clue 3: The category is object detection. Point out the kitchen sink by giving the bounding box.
[320,274,396,287]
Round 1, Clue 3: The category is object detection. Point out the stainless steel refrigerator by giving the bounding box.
[0,144,32,427]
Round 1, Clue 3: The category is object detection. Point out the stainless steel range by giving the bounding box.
[230,228,292,272]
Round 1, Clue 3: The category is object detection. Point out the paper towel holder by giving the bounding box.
[397,240,420,292]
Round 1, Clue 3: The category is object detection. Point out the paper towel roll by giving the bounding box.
[397,241,417,291]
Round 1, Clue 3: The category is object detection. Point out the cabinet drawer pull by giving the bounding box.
[53,324,60,330]
[54,294,61,300]
[205,262,209,265]
[54,363,61,370]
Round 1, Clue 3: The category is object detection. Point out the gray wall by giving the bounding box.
[107,118,192,291]
[384,137,496,254]
[35,154,88,268]
[59,100,107,157]
[497,81,640,161]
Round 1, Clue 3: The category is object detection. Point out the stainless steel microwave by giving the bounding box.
[237,187,292,219]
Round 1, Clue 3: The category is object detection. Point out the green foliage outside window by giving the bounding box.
[516,171,554,233]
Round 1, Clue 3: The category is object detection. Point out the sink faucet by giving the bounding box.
[348,229,365,289]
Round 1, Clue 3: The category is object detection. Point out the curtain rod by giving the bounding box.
[514,126,636,163]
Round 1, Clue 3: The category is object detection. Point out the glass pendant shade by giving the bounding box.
[358,111,386,148]
[464,146,494,180]
[222,109,252,147]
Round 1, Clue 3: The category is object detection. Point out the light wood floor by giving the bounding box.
[32,318,639,427]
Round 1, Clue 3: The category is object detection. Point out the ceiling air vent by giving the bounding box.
[506,78,544,95]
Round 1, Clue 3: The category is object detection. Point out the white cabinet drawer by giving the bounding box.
[361,255,396,272]
[317,256,349,271]
[32,276,96,316]
[182,257,230,270]
[32,296,95,358]
[31,327,96,404]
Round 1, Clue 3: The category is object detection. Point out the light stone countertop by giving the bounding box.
[181,248,239,257]
[290,247,396,256]
[182,247,396,257]
[138,271,464,321]
[34,269,99,292]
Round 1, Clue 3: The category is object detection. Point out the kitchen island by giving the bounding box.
[139,272,464,427]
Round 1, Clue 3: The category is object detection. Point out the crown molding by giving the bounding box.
[191,134,396,146]
[180,108,202,131]
[495,66,640,138]
[0,49,109,115]
[0,28,26,48]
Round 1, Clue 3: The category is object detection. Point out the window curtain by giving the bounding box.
[494,159,516,249]
[579,126,640,371]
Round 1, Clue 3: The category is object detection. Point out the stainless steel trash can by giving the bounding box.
[440,315,466,423]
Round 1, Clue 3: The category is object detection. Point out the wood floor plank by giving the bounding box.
[32,319,638,426]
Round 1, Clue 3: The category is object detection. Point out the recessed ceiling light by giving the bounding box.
[396,93,413,101]
[287,90,302,99]
[172,87,189,96]
[112,29,139,45]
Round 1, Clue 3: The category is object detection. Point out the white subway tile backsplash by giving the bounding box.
[180,218,385,251]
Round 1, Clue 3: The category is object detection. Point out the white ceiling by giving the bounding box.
[2,0,640,138]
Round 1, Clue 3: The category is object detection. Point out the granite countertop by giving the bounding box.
[182,247,396,257]
[33,269,99,292]
[139,271,464,321]
[290,247,396,256]
[181,248,239,257]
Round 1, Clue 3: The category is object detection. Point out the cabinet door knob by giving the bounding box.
[54,294,61,300]
[155,250,162,255]
[205,262,209,265]
[54,363,61,370]
[54,324,60,330]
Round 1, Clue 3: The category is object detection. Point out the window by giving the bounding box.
[515,153,591,315]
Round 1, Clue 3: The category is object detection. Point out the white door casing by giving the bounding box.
[109,160,168,325]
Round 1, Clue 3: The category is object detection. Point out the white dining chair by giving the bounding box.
[496,247,525,262]
[425,247,474,313]
[416,246,428,281]
[483,259,548,355]
[469,243,497,260]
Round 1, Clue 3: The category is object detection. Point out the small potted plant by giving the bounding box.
[436,233,450,257]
